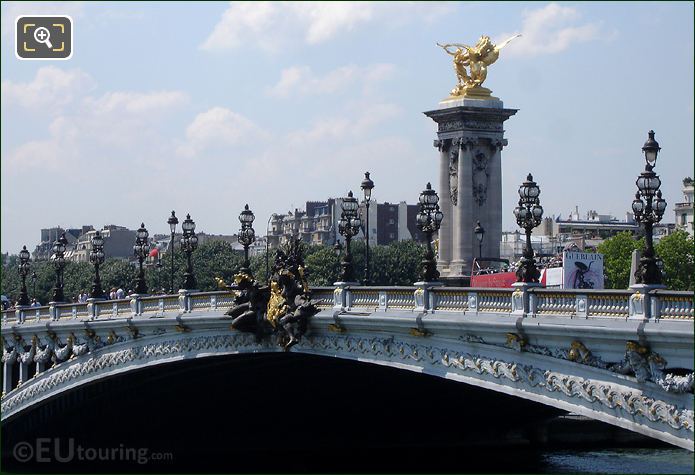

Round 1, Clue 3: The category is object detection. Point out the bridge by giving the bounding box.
[2,283,693,451]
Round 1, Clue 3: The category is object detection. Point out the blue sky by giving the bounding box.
[2,1,693,253]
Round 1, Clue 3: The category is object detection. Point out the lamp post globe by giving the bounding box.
[167,211,178,293]
[416,183,443,283]
[633,130,666,285]
[89,230,106,299]
[514,174,543,283]
[18,245,31,306]
[474,221,485,259]
[360,172,375,285]
[133,223,150,295]
[181,214,198,290]
[238,204,256,277]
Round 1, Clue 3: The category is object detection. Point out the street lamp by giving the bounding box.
[513,173,544,283]
[266,213,277,282]
[181,214,199,290]
[89,230,106,299]
[238,204,256,277]
[133,223,150,294]
[50,233,68,303]
[338,191,362,283]
[156,252,163,294]
[416,183,444,282]
[167,211,178,293]
[474,221,485,259]
[360,171,374,285]
[18,246,31,306]
[632,130,666,285]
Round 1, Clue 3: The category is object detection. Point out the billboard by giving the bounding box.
[563,251,604,290]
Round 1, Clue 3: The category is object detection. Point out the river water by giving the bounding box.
[539,447,693,474]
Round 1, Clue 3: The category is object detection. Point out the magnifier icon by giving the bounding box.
[33,27,53,49]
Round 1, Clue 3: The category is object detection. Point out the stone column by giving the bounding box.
[3,361,13,394]
[424,97,517,281]
[451,138,475,275]
[18,361,28,386]
[436,139,452,273]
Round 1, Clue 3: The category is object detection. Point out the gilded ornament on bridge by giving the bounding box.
[437,34,520,99]
[224,237,318,350]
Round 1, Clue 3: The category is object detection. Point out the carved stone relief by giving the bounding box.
[448,142,458,206]
[472,149,489,206]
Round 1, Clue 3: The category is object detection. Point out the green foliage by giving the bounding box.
[1,239,429,304]
[596,231,644,289]
[655,230,694,291]
[370,240,425,285]
[304,245,340,286]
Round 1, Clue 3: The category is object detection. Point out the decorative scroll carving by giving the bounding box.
[472,150,489,206]
[437,120,503,133]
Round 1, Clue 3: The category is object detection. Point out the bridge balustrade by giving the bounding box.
[652,290,695,320]
[1,286,693,324]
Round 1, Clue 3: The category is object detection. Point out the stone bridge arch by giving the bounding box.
[2,318,692,451]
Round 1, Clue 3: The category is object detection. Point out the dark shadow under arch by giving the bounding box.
[1,351,623,473]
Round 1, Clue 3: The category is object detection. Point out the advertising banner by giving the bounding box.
[563,251,604,289]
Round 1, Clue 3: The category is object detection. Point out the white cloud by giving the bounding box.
[84,91,188,115]
[200,1,279,51]
[201,1,452,51]
[291,2,373,45]
[1,67,94,111]
[3,68,188,170]
[500,3,601,57]
[286,102,402,146]
[267,63,395,97]
[177,107,267,157]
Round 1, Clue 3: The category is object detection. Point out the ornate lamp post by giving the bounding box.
[133,223,150,294]
[416,183,444,282]
[89,231,106,299]
[156,252,163,293]
[632,130,667,285]
[474,221,485,259]
[50,233,68,303]
[338,191,362,283]
[514,174,544,283]
[265,213,276,282]
[180,214,198,290]
[17,246,31,306]
[238,204,256,276]
[167,211,178,293]
[360,171,374,285]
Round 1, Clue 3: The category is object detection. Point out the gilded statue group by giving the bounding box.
[438,34,520,98]
[223,237,318,350]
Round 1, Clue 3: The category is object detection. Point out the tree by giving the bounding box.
[655,230,694,291]
[370,240,425,285]
[304,245,340,286]
[596,232,644,289]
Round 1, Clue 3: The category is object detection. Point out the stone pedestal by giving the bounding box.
[512,281,544,315]
[628,283,666,321]
[425,97,517,280]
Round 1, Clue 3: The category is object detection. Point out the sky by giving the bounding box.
[1,1,693,254]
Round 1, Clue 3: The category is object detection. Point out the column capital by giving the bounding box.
[433,138,452,151]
